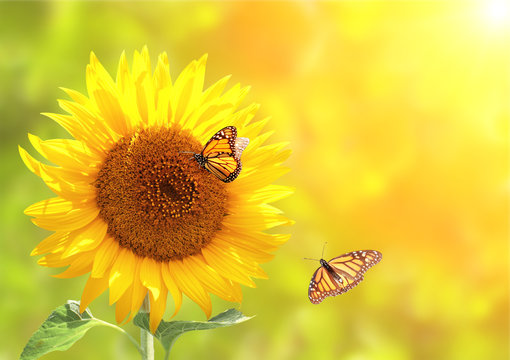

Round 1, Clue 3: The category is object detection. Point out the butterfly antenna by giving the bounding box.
[303,257,319,262]
[178,151,196,161]
[321,242,328,259]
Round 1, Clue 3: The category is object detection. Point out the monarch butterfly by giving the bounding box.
[307,249,382,304]
[193,126,249,183]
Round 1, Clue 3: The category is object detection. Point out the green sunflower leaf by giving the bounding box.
[134,308,253,358]
[20,300,106,360]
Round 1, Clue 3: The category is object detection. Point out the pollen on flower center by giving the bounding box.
[95,127,228,262]
[145,163,197,217]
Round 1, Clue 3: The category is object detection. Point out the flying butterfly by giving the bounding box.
[192,126,249,183]
[307,248,382,304]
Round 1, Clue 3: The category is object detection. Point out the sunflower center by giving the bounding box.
[95,127,228,262]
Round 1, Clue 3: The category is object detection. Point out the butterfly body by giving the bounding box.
[308,250,382,304]
[193,153,208,167]
[317,258,339,279]
[193,126,249,183]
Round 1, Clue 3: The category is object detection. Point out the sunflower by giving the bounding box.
[20,47,292,332]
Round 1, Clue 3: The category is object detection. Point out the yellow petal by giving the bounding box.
[153,51,172,95]
[132,46,155,127]
[25,197,73,215]
[221,82,251,109]
[161,263,182,318]
[224,231,290,251]
[115,51,143,129]
[187,100,235,139]
[171,54,207,126]
[201,75,231,103]
[109,248,136,304]
[184,255,242,303]
[62,217,108,258]
[115,258,148,324]
[246,144,291,169]
[168,260,211,318]
[19,147,96,201]
[140,257,161,301]
[222,209,290,232]
[235,166,290,192]
[57,96,115,142]
[53,253,94,278]
[115,51,131,95]
[202,243,256,287]
[31,231,70,256]
[56,99,118,151]
[129,259,147,318]
[91,235,119,278]
[87,52,130,136]
[213,234,275,264]
[29,201,99,232]
[155,87,172,127]
[115,284,132,324]
[19,145,92,184]
[225,102,259,131]
[239,117,270,142]
[80,275,109,313]
[38,252,74,267]
[59,87,90,106]
[27,134,99,175]
[149,282,168,333]
[45,118,105,161]
[192,88,254,140]
[246,185,294,205]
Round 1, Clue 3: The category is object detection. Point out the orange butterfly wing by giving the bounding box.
[201,126,237,157]
[308,266,345,304]
[204,153,240,182]
[198,126,249,183]
[308,250,382,304]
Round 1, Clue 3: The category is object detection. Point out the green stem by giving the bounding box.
[140,294,154,360]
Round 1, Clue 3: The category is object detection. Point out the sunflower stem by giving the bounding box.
[140,294,154,360]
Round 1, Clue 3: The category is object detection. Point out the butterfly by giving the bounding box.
[308,249,382,304]
[193,126,249,183]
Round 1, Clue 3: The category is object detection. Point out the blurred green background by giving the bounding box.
[1,1,508,359]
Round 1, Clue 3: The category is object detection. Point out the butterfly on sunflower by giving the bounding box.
[307,249,382,304]
[190,126,249,183]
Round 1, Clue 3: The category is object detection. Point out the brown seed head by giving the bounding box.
[95,127,227,262]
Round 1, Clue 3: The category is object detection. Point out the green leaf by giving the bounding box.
[134,308,253,357]
[20,300,105,360]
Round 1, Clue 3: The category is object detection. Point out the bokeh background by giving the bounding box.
[1,1,508,359]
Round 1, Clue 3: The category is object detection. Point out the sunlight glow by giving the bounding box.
[484,0,510,26]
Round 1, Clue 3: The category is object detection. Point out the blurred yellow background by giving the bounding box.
[1,1,508,359]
